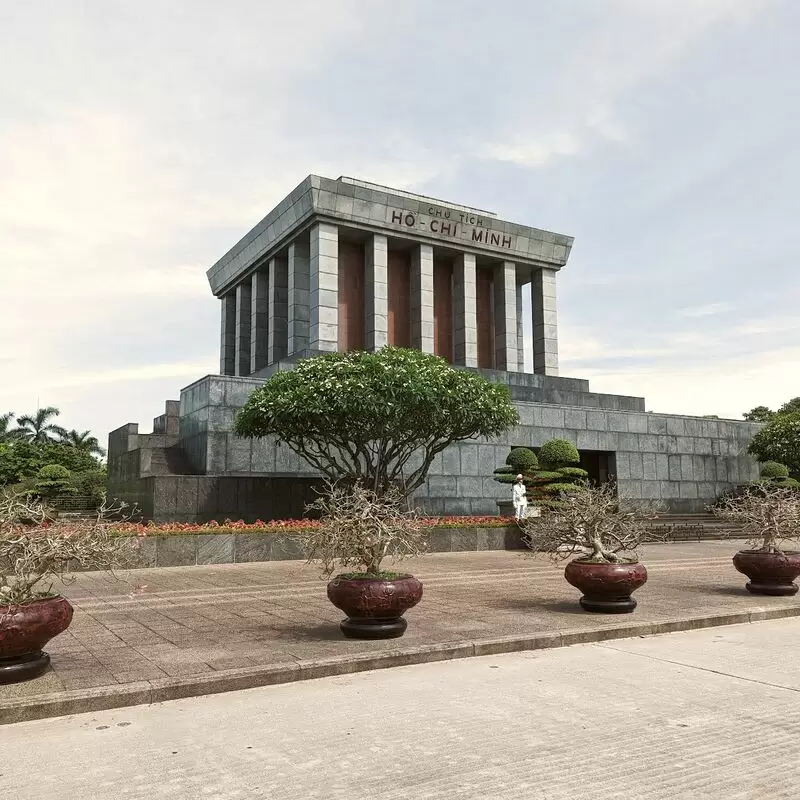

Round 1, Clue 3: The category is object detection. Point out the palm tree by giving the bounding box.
[0,412,20,442]
[14,407,68,444]
[63,429,106,457]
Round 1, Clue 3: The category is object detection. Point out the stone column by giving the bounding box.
[250,270,269,374]
[234,282,252,376]
[267,256,288,365]
[365,234,388,351]
[219,293,236,375]
[532,267,559,375]
[516,279,525,372]
[309,223,339,352]
[288,237,311,356]
[410,244,434,354]
[493,261,518,371]
[453,253,478,367]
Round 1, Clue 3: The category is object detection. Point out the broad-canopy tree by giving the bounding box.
[744,398,800,423]
[234,347,519,497]
[748,413,800,475]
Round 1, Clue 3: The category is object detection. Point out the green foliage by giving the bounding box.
[505,447,538,473]
[744,405,775,423]
[70,468,107,502]
[748,413,800,474]
[14,407,67,444]
[538,482,583,495]
[778,398,800,416]
[556,466,590,480]
[760,461,790,479]
[743,398,800,423]
[527,471,564,482]
[234,347,519,497]
[0,440,101,485]
[781,478,800,490]
[538,439,580,469]
[34,464,76,497]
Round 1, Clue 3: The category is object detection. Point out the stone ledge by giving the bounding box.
[4,606,800,725]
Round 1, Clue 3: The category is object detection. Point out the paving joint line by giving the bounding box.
[594,641,800,695]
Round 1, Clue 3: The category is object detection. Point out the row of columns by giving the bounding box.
[220,223,559,377]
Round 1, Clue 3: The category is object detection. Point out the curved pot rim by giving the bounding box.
[330,573,416,583]
[568,558,641,567]
[0,594,66,612]
[735,549,800,556]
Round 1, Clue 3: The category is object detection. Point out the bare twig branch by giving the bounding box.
[304,482,428,578]
[712,483,800,554]
[519,482,667,564]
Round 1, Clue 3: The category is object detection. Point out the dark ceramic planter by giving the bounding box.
[327,574,423,639]
[0,596,74,684]
[564,559,648,613]
[733,550,800,596]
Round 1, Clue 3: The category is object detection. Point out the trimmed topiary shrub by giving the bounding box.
[760,461,790,479]
[556,466,590,480]
[506,447,539,473]
[538,439,580,469]
[33,464,76,497]
[781,478,800,489]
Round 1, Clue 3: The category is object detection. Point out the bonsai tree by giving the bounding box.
[305,482,428,640]
[712,483,800,554]
[235,347,519,498]
[33,464,76,498]
[304,482,426,578]
[0,492,144,681]
[520,482,663,564]
[0,493,141,606]
[748,413,800,475]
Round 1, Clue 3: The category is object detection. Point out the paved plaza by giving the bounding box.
[4,616,800,798]
[3,541,800,724]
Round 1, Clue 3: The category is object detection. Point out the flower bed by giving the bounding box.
[113,516,510,537]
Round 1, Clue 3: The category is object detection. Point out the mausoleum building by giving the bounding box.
[108,176,761,521]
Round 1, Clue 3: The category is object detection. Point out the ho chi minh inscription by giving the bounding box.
[385,205,513,250]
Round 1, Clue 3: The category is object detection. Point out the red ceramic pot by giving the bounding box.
[564,559,648,614]
[0,595,74,684]
[327,574,423,639]
[733,550,800,596]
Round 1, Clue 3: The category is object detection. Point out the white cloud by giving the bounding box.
[677,303,734,318]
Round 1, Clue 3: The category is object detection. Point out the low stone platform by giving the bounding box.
[2,541,796,724]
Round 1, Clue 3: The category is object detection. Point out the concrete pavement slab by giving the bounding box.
[2,542,800,723]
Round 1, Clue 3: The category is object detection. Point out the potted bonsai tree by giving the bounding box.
[712,483,800,595]
[305,482,427,640]
[0,492,141,683]
[520,482,664,613]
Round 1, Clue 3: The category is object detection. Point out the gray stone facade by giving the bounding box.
[108,369,761,522]
[107,176,762,522]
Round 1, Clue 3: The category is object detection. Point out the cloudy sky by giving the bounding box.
[2,0,798,441]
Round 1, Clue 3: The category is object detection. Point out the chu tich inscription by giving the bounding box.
[386,206,513,250]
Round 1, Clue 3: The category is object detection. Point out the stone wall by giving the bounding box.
[108,372,761,521]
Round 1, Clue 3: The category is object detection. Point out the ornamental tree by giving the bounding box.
[748,413,800,474]
[712,483,800,554]
[519,482,665,563]
[234,347,519,497]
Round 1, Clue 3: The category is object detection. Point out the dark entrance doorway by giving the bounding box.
[578,450,614,486]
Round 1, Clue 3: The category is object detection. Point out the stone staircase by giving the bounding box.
[646,513,747,542]
[145,446,197,476]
